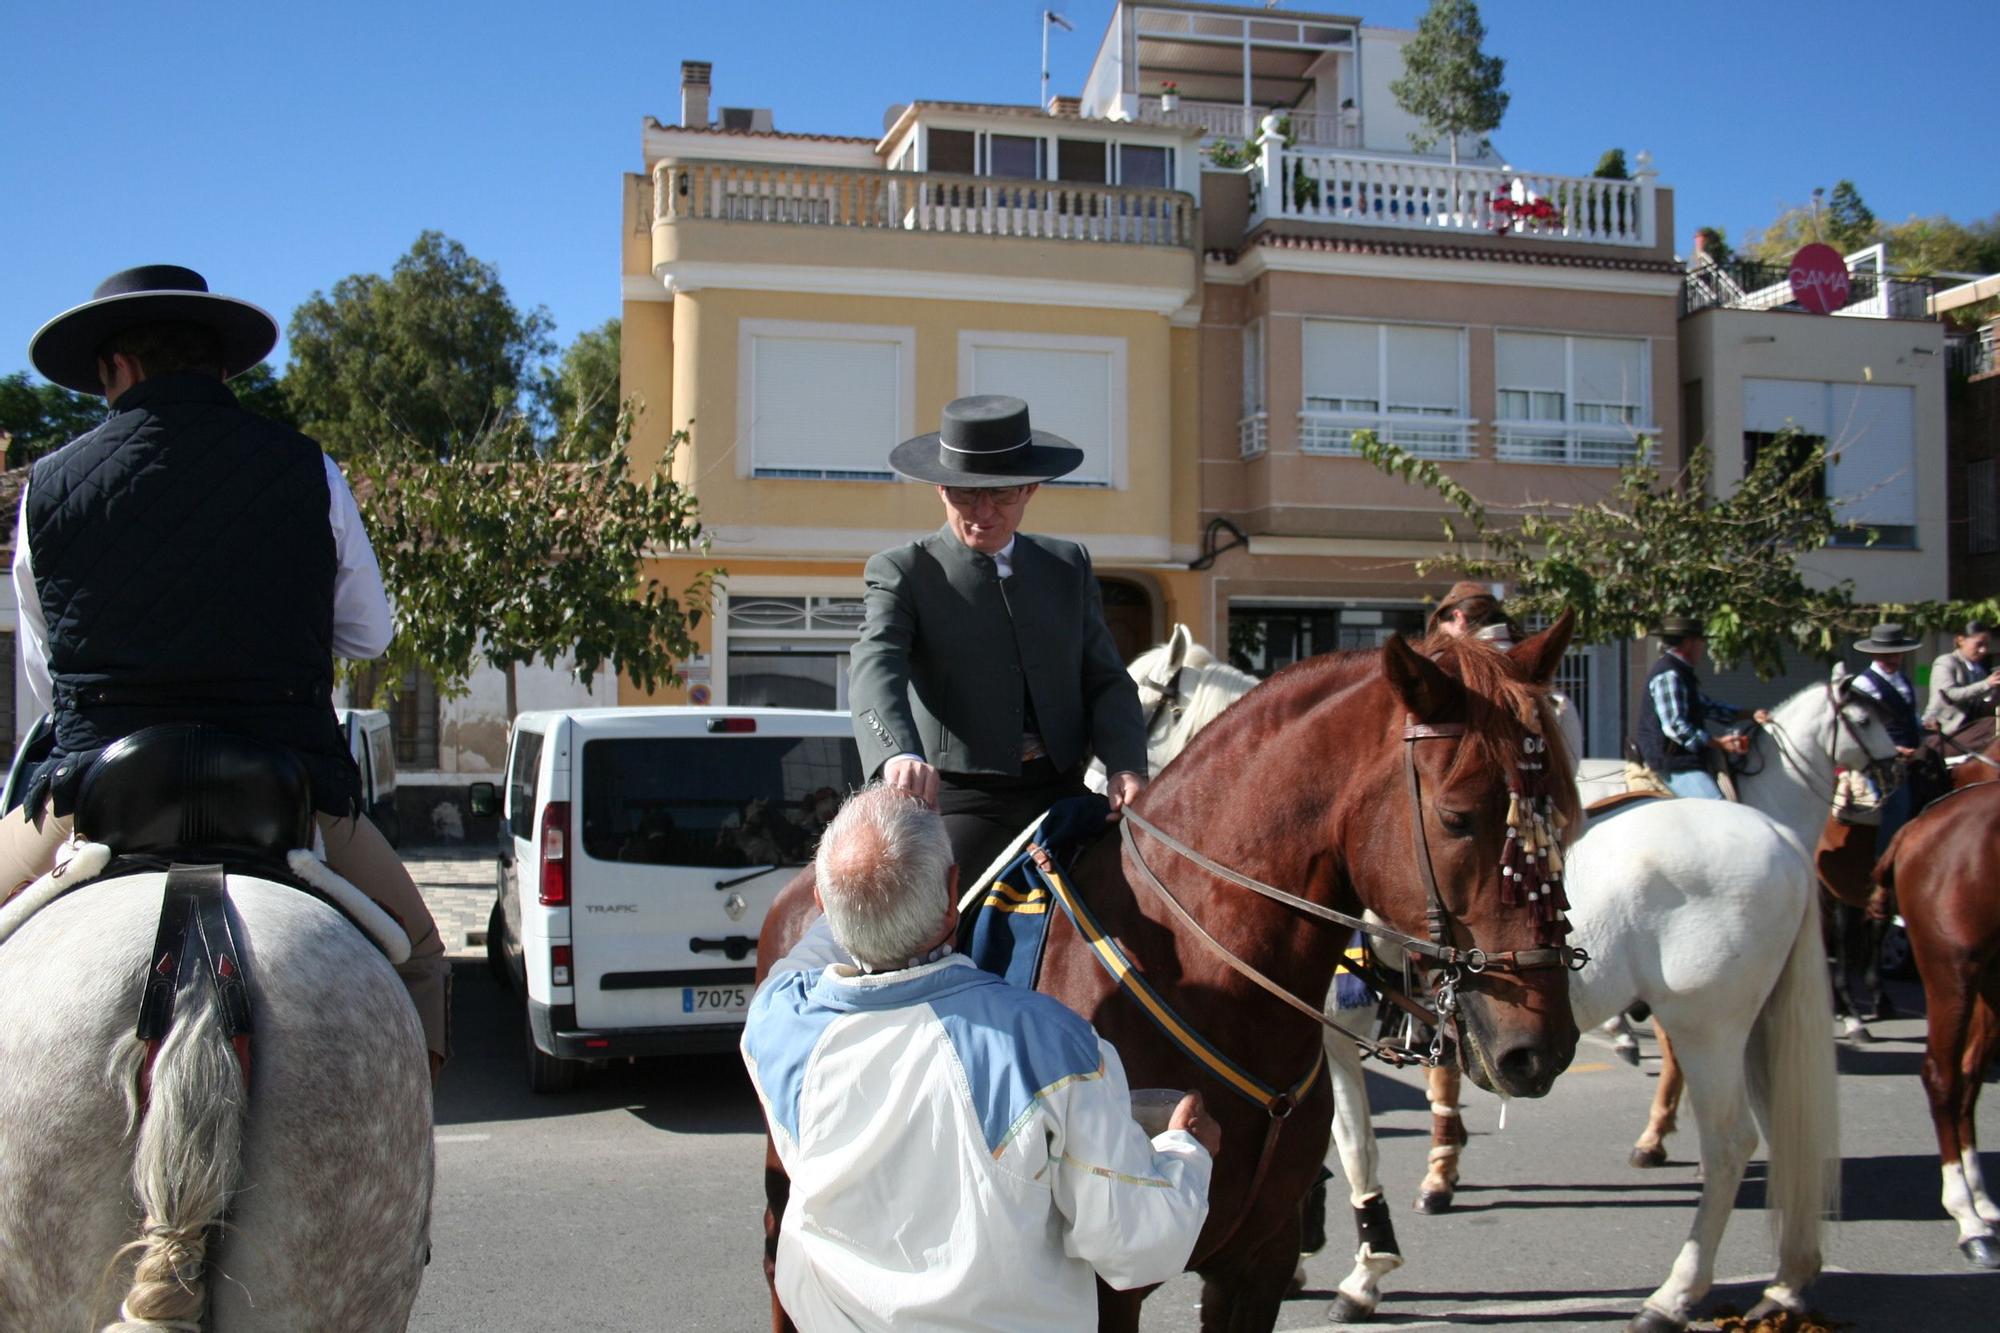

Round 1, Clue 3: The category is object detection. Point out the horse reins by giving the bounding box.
[1120,720,1586,1063]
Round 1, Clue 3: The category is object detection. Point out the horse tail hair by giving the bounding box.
[99,977,246,1333]
[1742,863,1840,1279]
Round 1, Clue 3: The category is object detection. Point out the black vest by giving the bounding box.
[1861,666,1924,748]
[25,373,359,817]
[1635,652,1708,774]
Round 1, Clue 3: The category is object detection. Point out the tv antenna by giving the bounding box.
[1041,10,1074,111]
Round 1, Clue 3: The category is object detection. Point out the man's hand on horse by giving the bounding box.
[1716,732,1751,756]
[883,756,941,810]
[1169,1090,1223,1156]
[1106,771,1146,819]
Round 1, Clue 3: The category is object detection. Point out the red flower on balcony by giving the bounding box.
[1490,191,1560,235]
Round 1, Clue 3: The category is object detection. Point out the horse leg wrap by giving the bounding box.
[1430,1101,1468,1150]
[1354,1194,1400,1259]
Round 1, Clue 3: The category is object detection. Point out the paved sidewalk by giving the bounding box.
[401,845,499,959]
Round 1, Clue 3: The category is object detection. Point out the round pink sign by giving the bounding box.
[1789,243,1851,314]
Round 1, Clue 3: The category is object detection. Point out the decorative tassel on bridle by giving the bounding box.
[1499,732,1570,947]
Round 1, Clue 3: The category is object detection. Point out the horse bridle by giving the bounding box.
[1758,678,1907,805]
[1119,718,1588,1070]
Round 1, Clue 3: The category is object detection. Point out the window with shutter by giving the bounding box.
[740,321,914,481]
[1301,320,1468,458]
[1496,333,1651,465]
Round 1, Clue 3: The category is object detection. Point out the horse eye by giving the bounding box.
[1437,809,1473,836]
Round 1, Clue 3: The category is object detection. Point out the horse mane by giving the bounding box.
[1179,658,1261,737]
[1416,633,1583,843]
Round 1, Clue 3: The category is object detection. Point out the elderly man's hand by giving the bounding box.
[1716,732,1751,756]
[883,757,941,810]
[1106,771,1146,819]
[1169,1091,1222,1156]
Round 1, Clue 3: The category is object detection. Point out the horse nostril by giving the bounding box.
[1497,1044,1551,1094]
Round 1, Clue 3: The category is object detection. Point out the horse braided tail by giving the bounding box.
[101,977,246,1332]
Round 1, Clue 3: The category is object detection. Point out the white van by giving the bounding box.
[473,707,861,1092]
[334,708,399,846]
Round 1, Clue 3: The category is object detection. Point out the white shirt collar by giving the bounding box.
[993,537,1016,579]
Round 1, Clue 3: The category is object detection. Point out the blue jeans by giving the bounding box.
[1665,769,1726,800]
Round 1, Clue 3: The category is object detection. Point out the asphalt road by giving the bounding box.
[411,962,1998,1332]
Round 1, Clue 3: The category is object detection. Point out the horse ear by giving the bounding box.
[1384,633,1466,721]
[1830,662,1852,688]
[1508,609,1576,688]
[1167,623,1191,673]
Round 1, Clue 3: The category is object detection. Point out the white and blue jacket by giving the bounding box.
[743,931,1211,1332]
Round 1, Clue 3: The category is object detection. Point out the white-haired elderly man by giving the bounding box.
[743,784,1218,1332]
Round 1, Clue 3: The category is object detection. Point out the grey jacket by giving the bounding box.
[1924,649,1995,733]
[847,527,1147,781]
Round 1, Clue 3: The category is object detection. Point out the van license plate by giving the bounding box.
[682,986,750,1016]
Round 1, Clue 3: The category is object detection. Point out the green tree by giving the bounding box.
[1884,212,2000,276]
[534,319,622,458]
[1694,225,1734,265]
[0,372,103,468]
[286,231,553,460]
[1358,430,2000,672]
[345,404,717,713]
[1389,0,1509,166]
[1592,148,1629,180]
[1824,180,1879,253]
[224,362,298,431]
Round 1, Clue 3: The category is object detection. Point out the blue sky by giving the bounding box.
[3,0,1993,379]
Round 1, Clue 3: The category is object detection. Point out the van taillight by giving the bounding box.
[539,801,571,906]
[551,944,573,987]
[707,717,757,733]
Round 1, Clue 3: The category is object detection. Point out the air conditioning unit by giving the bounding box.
[717,107,775,134]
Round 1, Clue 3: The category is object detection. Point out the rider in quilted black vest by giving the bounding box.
[1,266,448,1080]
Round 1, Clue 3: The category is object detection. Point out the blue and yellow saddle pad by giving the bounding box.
[960,794,1111,990]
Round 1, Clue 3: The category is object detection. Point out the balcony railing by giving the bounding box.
[1494,424,1653,467]
[652,159,1197,249]
[1297,410,1472,460]
[1679,259,1936,319]
[1252,144,1656,247]
[1238,412,1269,458]
[1139,97,1360,149]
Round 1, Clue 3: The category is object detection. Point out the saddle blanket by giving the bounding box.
[959,795,1110,990]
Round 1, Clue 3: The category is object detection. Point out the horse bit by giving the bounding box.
[1119,718,1589,1071]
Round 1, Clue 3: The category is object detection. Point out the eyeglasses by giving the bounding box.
[942,485,1030,509]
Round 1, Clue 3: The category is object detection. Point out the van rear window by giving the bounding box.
[580,737,864,868]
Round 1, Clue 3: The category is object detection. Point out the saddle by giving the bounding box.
[0,726,409,1098]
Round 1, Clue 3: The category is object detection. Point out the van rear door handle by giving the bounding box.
[691,936,757,961]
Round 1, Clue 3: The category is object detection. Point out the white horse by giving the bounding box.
[1117,631,1900,1333]
[0,850,433,1329]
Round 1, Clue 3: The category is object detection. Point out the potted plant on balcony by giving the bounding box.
[1159,81,1180,114]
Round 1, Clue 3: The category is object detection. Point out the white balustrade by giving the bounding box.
[1253,144,1655,247]
[651,160,1195,249]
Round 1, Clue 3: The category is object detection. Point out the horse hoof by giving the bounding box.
[1327,1293,1376,1323]
[1414,1189,1454,1214]
[1629,1145,1668,1169]
[1624,1307,1683,1333]
[1961,1235,2000,1269]
[1614,1038,1641,1067]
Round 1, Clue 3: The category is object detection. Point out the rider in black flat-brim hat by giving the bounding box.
[888,395,1085,487]
[28,264,279,396]
[850,395,1147,886]
[4,265,452,1086]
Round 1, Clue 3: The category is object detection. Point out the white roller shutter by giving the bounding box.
[1303,320,1380,404]
[1384,326,1461,411]
[1743,378,1829,435]
[1572,337,1645,408]
[1495,332,1566,391]
[1827,384,1915,524]
[749,333,903,476]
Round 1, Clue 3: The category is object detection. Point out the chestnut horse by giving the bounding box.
[1871,781,2000,1268]
[754,619,1584,1333]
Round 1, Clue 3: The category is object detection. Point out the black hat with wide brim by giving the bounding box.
[1854,623,1923,655]
[888,395,1084,487]
[29,265,279,395]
